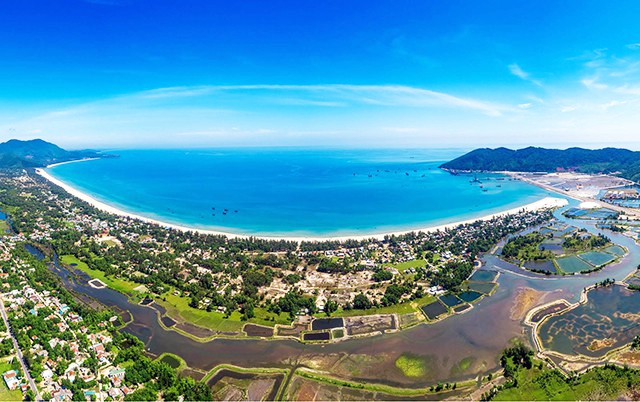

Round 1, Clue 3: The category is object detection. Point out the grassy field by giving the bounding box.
[101,239,118,247]
[0,220,9,236]
[158,290,291,333]
[493,362,640,400]
[60,255,141,295]
[391,259,427,272]
[331,294,436,318]
[157,292,245,333]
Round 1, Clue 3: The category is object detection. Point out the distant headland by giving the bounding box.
[440,146,640,183]
[0,138,115,168]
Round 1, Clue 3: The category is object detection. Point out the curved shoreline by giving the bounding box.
[35,166,568,241]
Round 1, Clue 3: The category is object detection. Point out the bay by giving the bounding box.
[48,148,549,237]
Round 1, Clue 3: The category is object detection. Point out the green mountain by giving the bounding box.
[439,147,640,183]
[0,139,109,168]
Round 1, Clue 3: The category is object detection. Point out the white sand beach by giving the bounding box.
[46,158,101,169]
[36,168,568,242]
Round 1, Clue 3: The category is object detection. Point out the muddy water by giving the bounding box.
[538,285,640,358]
[40,202,640,387]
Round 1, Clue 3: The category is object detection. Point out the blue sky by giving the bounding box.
[2,1,640,149]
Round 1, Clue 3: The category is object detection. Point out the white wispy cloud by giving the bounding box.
[581,77,608,90]
[508,64,542,87]
[129,84,511,116]
[560,105,578,113]
[0,84,517,148]
[615,85,640,95]
[601,100,627,110]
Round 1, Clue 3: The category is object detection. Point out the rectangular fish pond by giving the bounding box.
[578,251,616,267]
[466,282,497,294]
[604,245,626,256]
[524,260,557,274]
[468,270,498,282]
[311,317,344,331]
[421,300,448,320]
[538,242,564,254]
[458,291,483,303]
[555,255,593,274]
[453,304,471,313]
[439,294,463,308]
[303,331,331,341]
[243,324,274,337]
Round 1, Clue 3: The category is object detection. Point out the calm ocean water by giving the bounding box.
[48,149,550,237]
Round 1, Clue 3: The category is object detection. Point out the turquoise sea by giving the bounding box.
[48,149,551,237]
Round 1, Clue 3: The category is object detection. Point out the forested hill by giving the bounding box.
[0,139,110,168]
[439,146,640,182]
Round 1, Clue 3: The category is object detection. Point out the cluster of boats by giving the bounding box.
[211,207,238,217]
[470,175,505,191]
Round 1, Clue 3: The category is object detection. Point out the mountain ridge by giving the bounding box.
[0,138,112,168]
[440,146,640,183]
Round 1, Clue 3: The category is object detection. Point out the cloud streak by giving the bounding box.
[129,84,511,116]
[508,64,542,86]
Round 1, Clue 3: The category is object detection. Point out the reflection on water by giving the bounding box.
[33,201,640,386]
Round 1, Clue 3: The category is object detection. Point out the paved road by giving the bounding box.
[0,297,41,401]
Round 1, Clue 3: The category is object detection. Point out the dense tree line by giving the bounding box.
[431,261,474,292]
[113,333,211,401]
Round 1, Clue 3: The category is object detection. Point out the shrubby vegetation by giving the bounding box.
[114,333,211,401]
[502,232,553,262]
[500,342,534,379]
[484,343,640,400]
[430,261,473,293]
[562,232,611,251]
